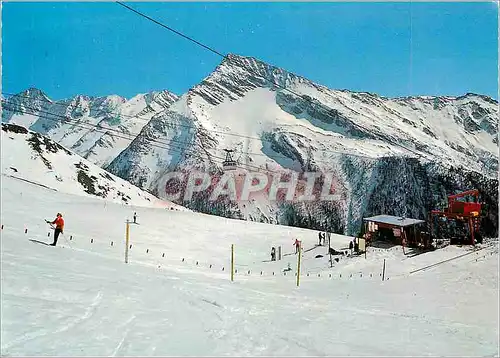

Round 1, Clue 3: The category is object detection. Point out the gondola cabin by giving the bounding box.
[222,149,237,171]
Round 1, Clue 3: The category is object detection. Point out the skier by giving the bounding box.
[271,247,276,261]
[294,239,301,254]
[133,212,137,224]
[349,240,354,255]
[46,213,64,246]
[318,232,322,246]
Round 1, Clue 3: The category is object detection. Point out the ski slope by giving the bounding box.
[1,123,186,210]
[1,175,499,356]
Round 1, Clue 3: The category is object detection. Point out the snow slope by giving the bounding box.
[1,123,185,209]
[2,88,179,167]
[1,175,499,356]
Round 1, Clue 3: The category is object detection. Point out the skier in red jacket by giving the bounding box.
[46,213,64,246]
[294,238,301,254]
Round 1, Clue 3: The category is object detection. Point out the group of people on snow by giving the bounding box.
[270,232,332,261]
[270,238,302,261]
[318,231,329,246]
[349,238,359,255]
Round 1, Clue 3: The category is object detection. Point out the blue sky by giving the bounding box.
[3,2,498,100]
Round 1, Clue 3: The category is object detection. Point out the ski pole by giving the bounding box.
[61,231,72,248]
[47,222,72,248]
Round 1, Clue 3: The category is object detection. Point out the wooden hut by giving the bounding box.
[362,215,427,250]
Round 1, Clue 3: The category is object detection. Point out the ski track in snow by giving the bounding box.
[110,315,136,357]
[1,291,103,354]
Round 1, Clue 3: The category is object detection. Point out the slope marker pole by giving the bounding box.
[125,219,130,264]
[296,245,302,287]
[382,259,386,281]
[231,244,234,282]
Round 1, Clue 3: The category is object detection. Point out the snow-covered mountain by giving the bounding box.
[3,54,498,236]
[2,88,178,167]
[105,54,498,236]
[1,123,185,210]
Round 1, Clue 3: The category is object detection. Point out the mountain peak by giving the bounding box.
[17,88,52,103]
[219,53,304,85]
[456,92,498,104]
[188,52,318,106]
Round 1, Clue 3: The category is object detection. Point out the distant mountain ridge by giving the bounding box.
[3,53,498,236]
[2,87,179,167]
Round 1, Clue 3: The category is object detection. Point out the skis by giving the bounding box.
[29,239,52,246]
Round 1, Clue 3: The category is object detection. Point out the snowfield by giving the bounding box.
[1,123,185,210]
[1,174,498,356]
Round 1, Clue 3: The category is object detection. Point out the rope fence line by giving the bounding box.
[409,243,496,275]
[5,223,387,280]
[4,223,498,283]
